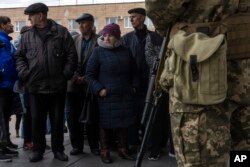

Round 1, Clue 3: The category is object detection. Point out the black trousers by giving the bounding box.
[0,89,14,147]
[67,92,99,150]
[15,114,22,131]
[22,92,32,143]
[148,92,172,153]
[86,123,99,150]
[29,93,66,154]
[128,94,145,146]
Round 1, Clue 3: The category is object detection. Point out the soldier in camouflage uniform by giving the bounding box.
[145,0,250,167]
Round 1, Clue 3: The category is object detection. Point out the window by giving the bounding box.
[124,16,132,28]
[105,17,118,25]
[15,21,26,32]
[68,19,79,31]
[144,17,154,29]
[94,18,98,30]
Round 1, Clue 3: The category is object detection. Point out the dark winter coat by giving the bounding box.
[86,40,137,128]
[15,19,77,93]
[122,27,153,96]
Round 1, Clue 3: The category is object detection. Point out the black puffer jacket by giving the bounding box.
[15,20,77,93]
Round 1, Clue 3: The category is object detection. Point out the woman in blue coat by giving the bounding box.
[86,23,137,164]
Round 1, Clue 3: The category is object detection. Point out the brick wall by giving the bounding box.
[0,2,153,41]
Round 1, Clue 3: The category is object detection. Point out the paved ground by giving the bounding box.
[0,116,178,167]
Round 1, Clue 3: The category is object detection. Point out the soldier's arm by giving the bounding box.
[145,0,191,36]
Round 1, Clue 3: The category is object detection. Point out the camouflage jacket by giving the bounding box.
[145,0,239,35]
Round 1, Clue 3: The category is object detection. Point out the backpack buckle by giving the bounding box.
[190,55,199,82]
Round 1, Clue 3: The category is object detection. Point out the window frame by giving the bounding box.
[105,17,118,25]
[68,19,79,31]
[124,16,132,28]
[15,21,26,32]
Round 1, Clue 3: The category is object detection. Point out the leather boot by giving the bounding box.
[100,149,112,164]
[99,128,109,149]
[117,128,135,160]
[29,152,43,162]
[118,148,135,160]
[7,139,18,149]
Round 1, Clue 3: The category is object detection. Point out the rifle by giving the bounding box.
[134,25,172,167]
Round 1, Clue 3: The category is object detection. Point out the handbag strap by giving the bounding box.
[85,84,90,97]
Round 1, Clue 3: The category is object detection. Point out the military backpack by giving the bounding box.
[159,11,250,105]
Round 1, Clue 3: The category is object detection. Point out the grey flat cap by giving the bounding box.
[75,13,94,22]
[24,3,48,15]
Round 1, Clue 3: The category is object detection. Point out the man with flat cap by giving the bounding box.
[15,2,77,162]
[122,8,165,154]
[66,13,100,156]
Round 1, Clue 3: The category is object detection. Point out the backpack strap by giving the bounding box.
[170,22,222,39]
[223,12,250,60]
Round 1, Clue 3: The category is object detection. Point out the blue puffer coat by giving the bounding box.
[86,45,137,129]
[0,32,17,89]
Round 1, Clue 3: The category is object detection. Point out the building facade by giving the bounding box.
[0,2,153,40]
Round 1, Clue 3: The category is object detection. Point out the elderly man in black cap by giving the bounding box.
[15,2,77,162]
[66,13,100,156]
[122,7,166,156]
[127,8,146,29]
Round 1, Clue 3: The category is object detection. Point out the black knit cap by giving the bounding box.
[24,3,49,15]
[128,8,146,16]
[75,13,94,22]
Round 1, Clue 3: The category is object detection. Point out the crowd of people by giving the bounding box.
[2,1,250,167]
[0,2,174,164]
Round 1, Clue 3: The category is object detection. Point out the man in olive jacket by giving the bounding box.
[15,3,77,163]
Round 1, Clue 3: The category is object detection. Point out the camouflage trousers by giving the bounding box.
[169,89,250,167]
[228,59,250,150]
[231,105,250,150]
